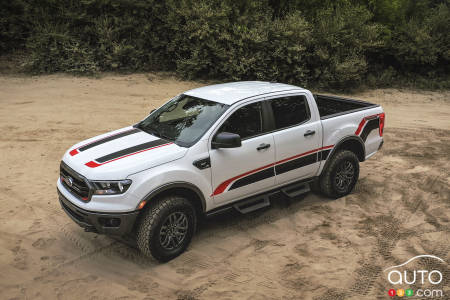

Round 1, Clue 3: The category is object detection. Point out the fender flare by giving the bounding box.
[322,135,366,173]
[141,181,207,212]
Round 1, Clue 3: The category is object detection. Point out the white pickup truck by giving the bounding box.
[57,81,385,261]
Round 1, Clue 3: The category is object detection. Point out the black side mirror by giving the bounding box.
[212,132,241,149]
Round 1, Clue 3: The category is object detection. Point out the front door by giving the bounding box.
[209,100,276,205]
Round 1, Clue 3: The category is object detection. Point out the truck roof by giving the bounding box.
[184,81,305,105]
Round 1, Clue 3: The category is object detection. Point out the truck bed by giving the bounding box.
[314,94,378,119]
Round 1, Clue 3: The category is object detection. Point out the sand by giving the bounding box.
[0,74,449,299]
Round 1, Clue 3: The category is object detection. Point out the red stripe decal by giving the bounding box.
[69,149,79,156]
[354,119,367,136]
[212,145,334,196]
[212,163,275,196]
[85,161,101,168]
[85,142,173,168]
[355,113,382,136]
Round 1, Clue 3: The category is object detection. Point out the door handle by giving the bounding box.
[257,143,271,151]
[304,130,315,137]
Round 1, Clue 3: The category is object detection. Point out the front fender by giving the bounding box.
[126,159,212,211]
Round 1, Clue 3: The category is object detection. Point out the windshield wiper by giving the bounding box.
[135,122,157,136]
[157,131,172,141]
[141,124,173,141]
[135,122,178,145]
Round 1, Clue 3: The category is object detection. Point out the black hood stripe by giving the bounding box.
[95,139,170,163]
[79,128,141,152]
[70,128,141,156]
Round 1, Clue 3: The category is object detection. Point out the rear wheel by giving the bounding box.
[319,150,359,198]
[136,195,196,262]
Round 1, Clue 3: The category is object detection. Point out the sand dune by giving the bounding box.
[0,74,449,299]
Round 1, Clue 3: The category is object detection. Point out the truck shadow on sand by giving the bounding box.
[105,190,335,266]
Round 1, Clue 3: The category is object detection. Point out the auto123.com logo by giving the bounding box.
[384,255,447,298]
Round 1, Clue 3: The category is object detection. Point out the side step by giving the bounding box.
[205,177,318,218]
[280,182,311,198]
[233,195,271,214]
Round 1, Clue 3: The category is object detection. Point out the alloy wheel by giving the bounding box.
[335,160,355,192]
[159,212,189,250]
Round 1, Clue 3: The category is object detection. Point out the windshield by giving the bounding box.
[136,94,229,147]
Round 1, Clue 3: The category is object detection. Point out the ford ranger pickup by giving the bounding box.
[57,81,385,261]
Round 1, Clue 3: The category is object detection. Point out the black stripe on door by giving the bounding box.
[229,167,275,191]
[275,152,318,175]
[226,149,331,191]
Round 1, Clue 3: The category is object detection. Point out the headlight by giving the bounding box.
[91,179,132,195]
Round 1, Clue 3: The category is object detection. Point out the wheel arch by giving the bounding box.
[139,182,206,216]
[323,136,365,172]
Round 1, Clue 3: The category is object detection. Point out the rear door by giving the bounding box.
[267,94,323,185]
[209,100,276,205]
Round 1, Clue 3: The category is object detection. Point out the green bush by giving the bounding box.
[164,1,312,84]
[391,3,449,71]
[308,4,383,88]
[25,23,99,74]
[1,0,448,88]
[0,0,28,53]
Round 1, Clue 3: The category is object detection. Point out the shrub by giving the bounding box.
[25,23,99,74]
[0,0,28,53]
[1,0,447,89]
[391,3,449,72]
[307,4,383,88]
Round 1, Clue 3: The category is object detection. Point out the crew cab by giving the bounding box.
[57,81,385,261]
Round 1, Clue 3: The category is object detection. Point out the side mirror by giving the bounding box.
[212,132,241,149]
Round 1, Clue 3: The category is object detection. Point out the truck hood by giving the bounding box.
[62,126,187,180]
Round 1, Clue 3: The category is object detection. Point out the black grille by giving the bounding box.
[60,161,91,201]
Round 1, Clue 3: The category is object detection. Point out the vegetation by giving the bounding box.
[1,0,449,89]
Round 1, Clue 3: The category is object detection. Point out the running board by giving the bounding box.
[233,195,270,214]
[205,176,318,218]
[280,182,310,198]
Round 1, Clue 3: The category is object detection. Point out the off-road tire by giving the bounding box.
[136,195,196,262]
[319,150,359,198]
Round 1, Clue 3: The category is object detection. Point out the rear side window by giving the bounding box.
[218,102,264,139]
[270,95,310,129]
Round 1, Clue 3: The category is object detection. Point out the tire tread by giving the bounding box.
[319,150,359,198]
[136,195,195,261]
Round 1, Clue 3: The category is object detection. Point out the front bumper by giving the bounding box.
[58,189,139,236]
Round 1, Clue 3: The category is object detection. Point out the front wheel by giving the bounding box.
[319,150,359,198]
[136,195,196,262]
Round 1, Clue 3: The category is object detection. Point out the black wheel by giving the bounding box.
[136,195,196,262]
[319,150,359,198]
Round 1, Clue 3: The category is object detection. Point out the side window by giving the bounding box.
[217,102,264,139]
[270,95,310,129]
